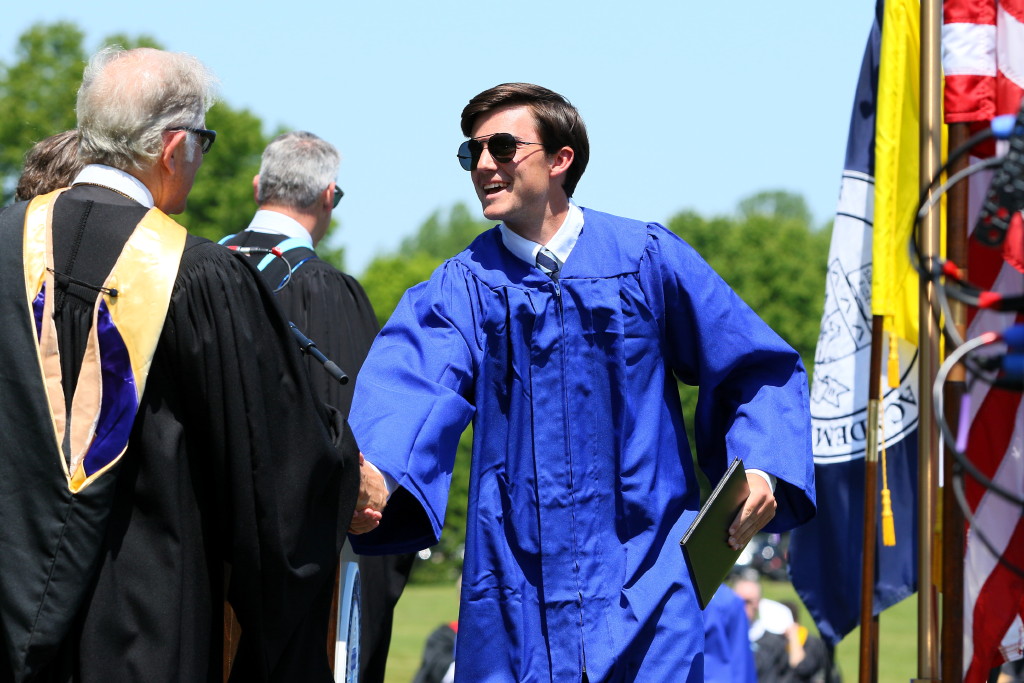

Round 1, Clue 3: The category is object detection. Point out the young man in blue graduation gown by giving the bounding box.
[347,83,816,681]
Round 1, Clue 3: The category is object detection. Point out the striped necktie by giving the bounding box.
[536,247,562,280]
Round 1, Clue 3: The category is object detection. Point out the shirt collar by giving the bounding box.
[244,209,315,249]
[499,202,584,267]
[71,164,155,208]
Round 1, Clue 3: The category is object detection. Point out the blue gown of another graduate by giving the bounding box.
[703,585,757,683]
[349,207,815,682]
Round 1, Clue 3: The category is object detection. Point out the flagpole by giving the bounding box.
[917,0,943,678]
[858,317,885,683]
[940,121,970,683]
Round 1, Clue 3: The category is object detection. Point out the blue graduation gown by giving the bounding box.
[349,208,815,682]
[703,585,757,683]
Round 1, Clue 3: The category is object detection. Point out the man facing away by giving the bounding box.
[220,131,413,682]
[0,48,362,682]
[347,83,816,681]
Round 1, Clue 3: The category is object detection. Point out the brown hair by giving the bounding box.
[15,130,82,201]
[461,83,589,198]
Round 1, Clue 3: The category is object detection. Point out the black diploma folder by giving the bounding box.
[679,458,750,610]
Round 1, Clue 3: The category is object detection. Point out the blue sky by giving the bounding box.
[2,2,874,276]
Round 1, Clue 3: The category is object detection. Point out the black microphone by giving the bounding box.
[289,322,349,385]
[975,98,1024,246]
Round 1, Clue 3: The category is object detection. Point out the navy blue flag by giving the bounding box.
[787,0,919,647]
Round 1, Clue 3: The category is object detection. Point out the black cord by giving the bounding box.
[935,346,1024,507]
[910,126,996,273]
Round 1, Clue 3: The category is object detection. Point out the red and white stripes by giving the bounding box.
[943,2,1024,680]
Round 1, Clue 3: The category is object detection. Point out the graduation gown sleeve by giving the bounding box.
[639,225,816,530]
[348,262,476,555]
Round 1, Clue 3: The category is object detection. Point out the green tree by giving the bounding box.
[178,103,271,242]
[0,22,275,243]
[359,252,446,328]
[0,22,84,200]
[361,202,491,325]
[668,190,830,366]
[398,203,492,261]
[669,190,830,484]
[737,189,814,226]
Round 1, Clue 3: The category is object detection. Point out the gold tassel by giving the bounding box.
[880,416,896,547]
[881,488,896,546]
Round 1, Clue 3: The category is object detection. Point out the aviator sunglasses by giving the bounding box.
[457,133,546,171]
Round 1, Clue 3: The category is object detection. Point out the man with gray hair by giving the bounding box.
[221,131,413,683]
[0,48,362,682]
[222,131,377,420]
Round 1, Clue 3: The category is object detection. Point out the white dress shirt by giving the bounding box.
[244,209,314,247]
[72,164,155,207]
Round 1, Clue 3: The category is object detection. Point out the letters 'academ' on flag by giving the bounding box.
[943,1,1024,680]
[788,0,920,648]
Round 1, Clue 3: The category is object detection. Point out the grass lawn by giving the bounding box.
[384,580,919,682]
[762,581,919,683]
[386,582,461,682]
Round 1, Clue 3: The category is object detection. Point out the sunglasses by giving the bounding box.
[332,185,344,208]
[166,127,217,154]
[457,132,546,171]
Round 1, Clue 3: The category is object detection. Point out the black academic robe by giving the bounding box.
[218,229,378,415]
[0,186,359,683]
[219,227,412,683]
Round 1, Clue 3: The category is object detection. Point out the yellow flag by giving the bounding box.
[873,0,925,349]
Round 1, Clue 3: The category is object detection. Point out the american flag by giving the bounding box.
[942,1,1024,680]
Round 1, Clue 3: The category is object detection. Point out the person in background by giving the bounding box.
[347,82,816,680]
[220,130,413,682]
[0,47,361,682]
[412,620,457,683]
[733,574,790,682]
[781,600,828,682]
[14,129,82,201]
[703,584,757,683]
[412,575,461,683]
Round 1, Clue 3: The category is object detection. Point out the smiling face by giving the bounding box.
[469,105,567,238]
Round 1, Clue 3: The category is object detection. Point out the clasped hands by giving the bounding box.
[349,453,388,534]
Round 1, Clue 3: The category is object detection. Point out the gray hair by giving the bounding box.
[76,46,218,171]
[257,131,340,209]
